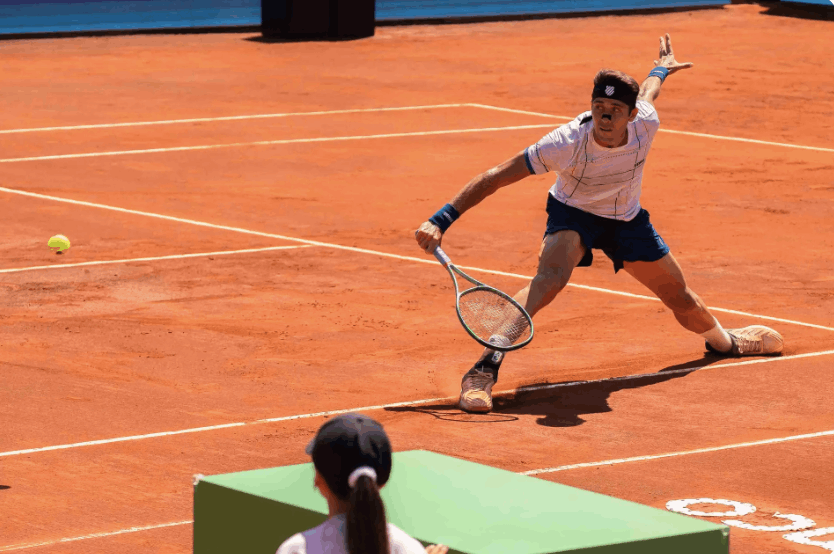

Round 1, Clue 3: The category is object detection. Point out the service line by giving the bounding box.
[2,349,834,459]
[0,245,312,274]
[0,104,474,134]
[1,185,831,333]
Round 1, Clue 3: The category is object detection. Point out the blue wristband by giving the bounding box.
[428,203,460,233]
[648,67,669,82]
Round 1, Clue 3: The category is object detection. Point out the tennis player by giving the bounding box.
[415,34,783,413]
[276,413,448,554]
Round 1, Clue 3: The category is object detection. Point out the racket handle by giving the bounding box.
[433,246,452,267]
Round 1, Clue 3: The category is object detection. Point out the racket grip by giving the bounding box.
[433,246,452,267]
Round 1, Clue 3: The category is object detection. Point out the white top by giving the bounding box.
[276,515,427,554]
[525,100,661,221]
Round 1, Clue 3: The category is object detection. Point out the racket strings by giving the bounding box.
[458,289,532,346]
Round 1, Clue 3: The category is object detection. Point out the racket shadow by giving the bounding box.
[384,405,520,424]
[492,353,727,428]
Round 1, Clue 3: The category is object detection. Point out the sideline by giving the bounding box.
[2,186,832,333]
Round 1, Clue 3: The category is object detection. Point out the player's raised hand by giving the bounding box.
[654,33,693,75]
[425,545,449,554]
[415,221,443,254]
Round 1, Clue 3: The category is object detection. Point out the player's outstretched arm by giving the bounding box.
[638,33,693,106]
[415,151,531,254]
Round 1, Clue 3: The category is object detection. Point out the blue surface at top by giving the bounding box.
[783,0,833,5]
[0,0,732,37]
[376,0,727,20]
[0,0,260,34]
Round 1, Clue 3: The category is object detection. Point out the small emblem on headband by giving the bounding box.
[605,86,615,96]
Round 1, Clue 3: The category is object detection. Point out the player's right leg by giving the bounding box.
[459,230,587,413]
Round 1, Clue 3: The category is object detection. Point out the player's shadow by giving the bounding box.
[0,485,10,490]
[386,353,727,427]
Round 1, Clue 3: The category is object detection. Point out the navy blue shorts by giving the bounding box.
[544,195,670,273]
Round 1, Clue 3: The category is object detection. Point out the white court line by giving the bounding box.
[524,428,834,475]
[0,521,192,552]
[658,128,834,154]
[2,349,833,459]
[0,396,448,458]
[0,124,556,164]
[0,245,311,274]
[2,185,832,334]
[0,104,472,134]
[472,103,834,153]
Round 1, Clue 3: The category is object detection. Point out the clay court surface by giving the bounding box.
[1,3,833,552]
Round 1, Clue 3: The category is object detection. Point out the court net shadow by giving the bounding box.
[386,353,728,427]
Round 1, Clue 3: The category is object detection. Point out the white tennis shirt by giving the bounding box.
[276,514,427,554]
[525,100,660,221]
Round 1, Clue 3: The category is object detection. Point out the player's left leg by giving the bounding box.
[623,252,722,334]
[623,253,783,356]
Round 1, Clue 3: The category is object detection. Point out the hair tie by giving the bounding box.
[347,466,377,489]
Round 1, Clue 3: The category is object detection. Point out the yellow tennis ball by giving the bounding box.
[48,234,71,254]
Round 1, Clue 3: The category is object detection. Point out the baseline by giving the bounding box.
[1,186,831,333]
[0,245,312,274]
[2,348,832,459]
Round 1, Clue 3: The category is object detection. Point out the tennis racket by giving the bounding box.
[432,246,533,352]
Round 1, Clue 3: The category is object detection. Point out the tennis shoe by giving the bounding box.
[459,366,496,413]
[705,325,783,356]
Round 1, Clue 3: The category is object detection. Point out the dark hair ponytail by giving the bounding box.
[346,475,389,554]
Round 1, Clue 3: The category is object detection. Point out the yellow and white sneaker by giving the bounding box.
[459,367,496,413]
[706,325,784,356]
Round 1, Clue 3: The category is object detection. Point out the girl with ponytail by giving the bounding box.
[276,413,448,554]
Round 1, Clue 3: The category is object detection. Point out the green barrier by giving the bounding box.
[194,450,729,554]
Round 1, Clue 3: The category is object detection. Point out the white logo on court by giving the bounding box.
[605,85,615,96]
